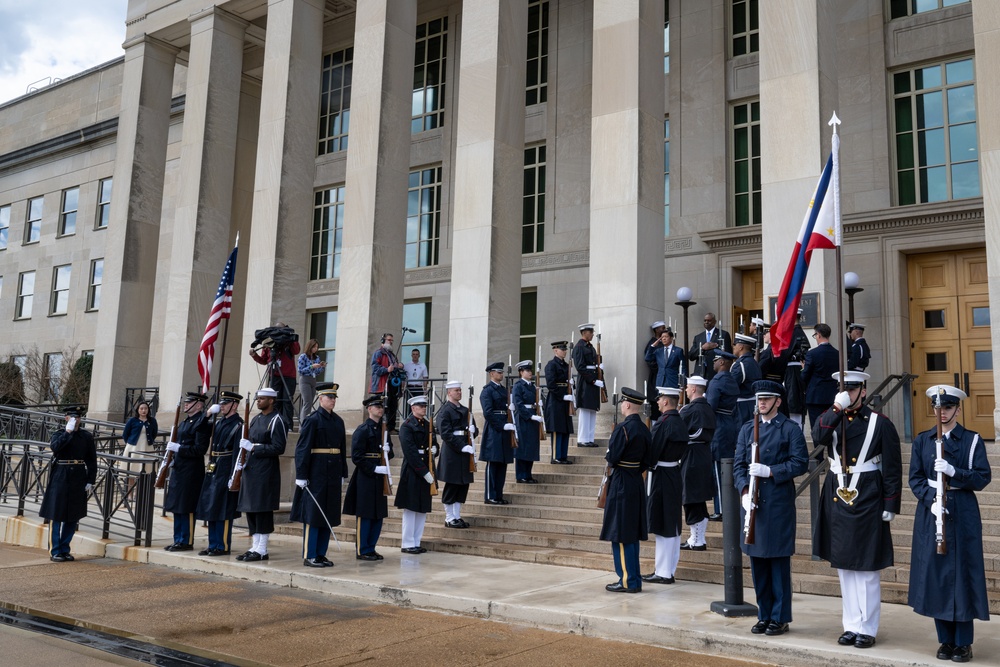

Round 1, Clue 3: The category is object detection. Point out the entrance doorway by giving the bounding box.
[732,268,763,335]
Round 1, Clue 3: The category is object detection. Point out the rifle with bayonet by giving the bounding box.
[467,385,478,473]
[596,333,609,404]
[380,391,393,496]
[228,395,252,492]
[427,390,439,496]
[743,407,761,545]
[933,391,947,555]
[154,399,183,489]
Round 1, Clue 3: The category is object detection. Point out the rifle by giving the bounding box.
[535,358,546,441]
[743,408,761,545]
[566,346,577,417]
[596,333,609,403]
[467,385,478,473]
[933,394,947,555]
[506,382,519,449]
[596,465,612,509]
[380,408,393,496]
[154,401,182,489]
[427,391,439,497]
[228,396,251,492]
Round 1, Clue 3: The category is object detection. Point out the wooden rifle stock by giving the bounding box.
[427,399,439,496]
[506,385,519,449]
[596,335,609,403]
[467,387,478,473]
[154,402,183,489]
[566,355,577,416]
[596,465,611,509]
[380,415,393,496]
[228,397,251,492]
[743,410,761,545]
[535,370,546,441]
[934,402,947,555]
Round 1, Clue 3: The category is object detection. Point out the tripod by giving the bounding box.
[254,347,295,430]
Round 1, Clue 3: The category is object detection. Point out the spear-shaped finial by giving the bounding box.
[828,111,841,134]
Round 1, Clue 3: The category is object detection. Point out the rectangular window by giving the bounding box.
[96,178,112,229]
[664,0,670,73]
[309,309,337,381]
[87,259,103,311]
[50,264,71,316]
[402,301,432,368]
[406,166,442,268]
[16,271,35,319]
[731,0,758,57]
[412,17,448,133]
[43,352,63,401]
[24,197,42,244]
[523,144,546,254]
[0,204,9,250]
[59,187,79,236]
[890,0,969,19]
[664,118,671,235]
[318,47,353,155]
[526,0,549,105]
[893,58,979,205]
[732,100,761,226]
[519,291,538,363]
[311,186,345,280]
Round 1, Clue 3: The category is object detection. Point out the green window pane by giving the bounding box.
[896,133,915,170]
[897,169,916,205]
[735,160,749,193]
[733,36,746,57]
[951,161,981,199]
[732,4,746,34]
[893,71,911,95]
[894,98,913,132]
[734,105,747,126]
[735,194,749,226]
[734,127,749,160]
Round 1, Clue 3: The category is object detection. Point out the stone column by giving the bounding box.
[158,8,247,402]
[759,0,840,324]
[335,0,416,417]
[90,36,177,420]
[447,0,528,392]
[588,0,665,425]
[238,0,324,393]
[971,0,1000,437]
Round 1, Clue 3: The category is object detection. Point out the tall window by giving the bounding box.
[43,353,63,401]
[664,0,670,73]
[0,204,9,250]
[59,187,79,236]
[890,0,968,19]
[318,48,353,155]
[523,145,546,254]
[308,309,337,381]
[96,178,112,229]
[50,265,71,316]
[87,259,103,311]
[664,118,671,235]
[519,291,537,363]
[412,18,448,133]
[406,167,442,268]
[731,0,758,57]
[311,186,345,280]
[16,271,35,319]
[526,0,549,105]
[732,100,761,226]
[24,197,42,244]
[893,58,979,205]
[402,301,432,368]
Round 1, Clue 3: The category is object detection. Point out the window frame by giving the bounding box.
[96,178,112,230]
[318,47,354,155]
[0,204,10,250]
[311,186,346,280]
[406,166,443,268]
[87,258,104,311]
[411,17,449,134]
[731,0,759,57]
[59,186,79,237]
[522,144,546,254]
[731,100,761,227]
[889,0,969,19]
[50,264,72,316]
[526,0,549,106]
[24,196,43,245]
[16,270,35,320]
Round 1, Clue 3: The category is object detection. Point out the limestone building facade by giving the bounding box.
[0,0,997,438]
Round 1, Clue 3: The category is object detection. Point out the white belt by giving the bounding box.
[737,397,755,402]
[452,430,466,437]
[829,454,881,475]
[655,461,680,468]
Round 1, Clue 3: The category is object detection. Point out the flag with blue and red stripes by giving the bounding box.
[198,245,239,393]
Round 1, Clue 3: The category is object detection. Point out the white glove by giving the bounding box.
[85,483,94,494]
[594,380,604,388]
[749,462,771,478]
[207,403,221,415]
[934,458,956,477]
[834,391,852,411]
[562,394,574,401]
[295,479,308,488]
[239,438,254,451]
[509,403,516,412]
[431,445,438,456]
[166,441,181,453]
[531,415,544,423]
[65,418,77,433]
[741,493,751,513]
[524,404,534,409]
[461,445,475,454]
[931,501,948,518]
[882,511,895,522]
[374,465,389,475]
[423,472,435,484]
[598,363,605,370]
[469,424,478,437]
[382,443,390,454]
[503,423,516,431]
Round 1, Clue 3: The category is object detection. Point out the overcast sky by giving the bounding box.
[0,0,126,105]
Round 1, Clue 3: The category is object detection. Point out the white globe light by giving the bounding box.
[844,272,860,289]
[676,286,693,302]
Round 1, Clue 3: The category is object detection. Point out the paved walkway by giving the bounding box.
[0,509,995,667]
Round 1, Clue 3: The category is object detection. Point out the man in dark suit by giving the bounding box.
[801,323,839,429]
[847,323,871,372]
[688,312,732,380]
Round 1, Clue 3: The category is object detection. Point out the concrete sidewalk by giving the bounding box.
[1,510,994,667]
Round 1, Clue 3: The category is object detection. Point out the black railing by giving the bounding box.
[0,405,170,450]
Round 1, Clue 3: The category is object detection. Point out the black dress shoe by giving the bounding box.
[641,573,675,584]
[708,513,723,521]
[235,550,254,561]
[62,554,75,561]
[604,582,639,593]
[936,643,956,660]
[50,554,67,562]
[240,551,268,562]
[515,479,527,483]
[198,548,211,556]
[484,498,502,505]
[854,634,876,649]
[417,547,427,553]
[765,621,789,636]
[316,555,334,567]
[750,620,769,634]
[526,478,539,484]
[303,557,326,567]
[165,543,193,552]
[679,542,706,551]
[951,645,973,663]
[497,498,510,505]
[401,547,422,554]
[837,631,858,646]
[372,551,384,560]
[560,459,574,464]
[445,519,465,528]
[356,553,379,561]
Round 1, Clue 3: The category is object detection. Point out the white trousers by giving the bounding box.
[654,535,681,577]
[838,569,881,636]
[686,518,708,546]
[578,408,597,444]
[252,532,270,555]
[788,413,804,428]
[401,509,427,548]
[444,502,463,522]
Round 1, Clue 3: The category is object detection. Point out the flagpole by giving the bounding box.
[210,233,239,402]
[829,113,845,393]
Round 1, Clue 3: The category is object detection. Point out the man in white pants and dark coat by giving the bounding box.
[394,394,438,553]
[642,387,687,585]
[435,381,477,528]
[235,387,287,562]
[679,376,716,551]
[572,323,604,447]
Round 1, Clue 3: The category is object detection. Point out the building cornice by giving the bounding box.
[698,225,762,251]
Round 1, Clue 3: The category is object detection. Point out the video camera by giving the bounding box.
[252,325,299,350]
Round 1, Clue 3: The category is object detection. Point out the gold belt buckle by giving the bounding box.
[206,463,216,473]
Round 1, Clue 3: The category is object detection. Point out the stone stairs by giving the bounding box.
[271,434,1000,613]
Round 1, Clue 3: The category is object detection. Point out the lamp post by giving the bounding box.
[844,271,863,330]
[675,286,696,376]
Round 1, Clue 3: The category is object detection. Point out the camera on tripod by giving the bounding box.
[252,325,299,350]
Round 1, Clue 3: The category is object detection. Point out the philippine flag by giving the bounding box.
[770,148,841,357]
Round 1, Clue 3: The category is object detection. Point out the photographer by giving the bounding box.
[250,322,300,429]
[370,332,404,432]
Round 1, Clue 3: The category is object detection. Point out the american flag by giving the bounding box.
[198,244,239,393]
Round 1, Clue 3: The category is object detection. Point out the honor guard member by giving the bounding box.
[642,387,687,585]
[812,371,902,649]
[480,362,515,504]
[544,341,575,464]
[644,321,667,418]
[512,360,543,483]
[436,380,477,528]
[343,394,394,560]
[688,312,732,380]
[847,324,871,372]
[679,376,716,551]
[600,387,652,593]
[236,387,287,561]
[40,406,97,561]
[163,391,212,552]
[732,333,762,425]
[395,394,438,553]
[707,351,740,521]
[735,380,809,637]
[572,323,604,447]
[195,391,244,556]
[908,386,991,663]
[291,382,347,567]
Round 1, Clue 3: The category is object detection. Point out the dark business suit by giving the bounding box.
[688,328,732,380]
[801,342,839,428]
